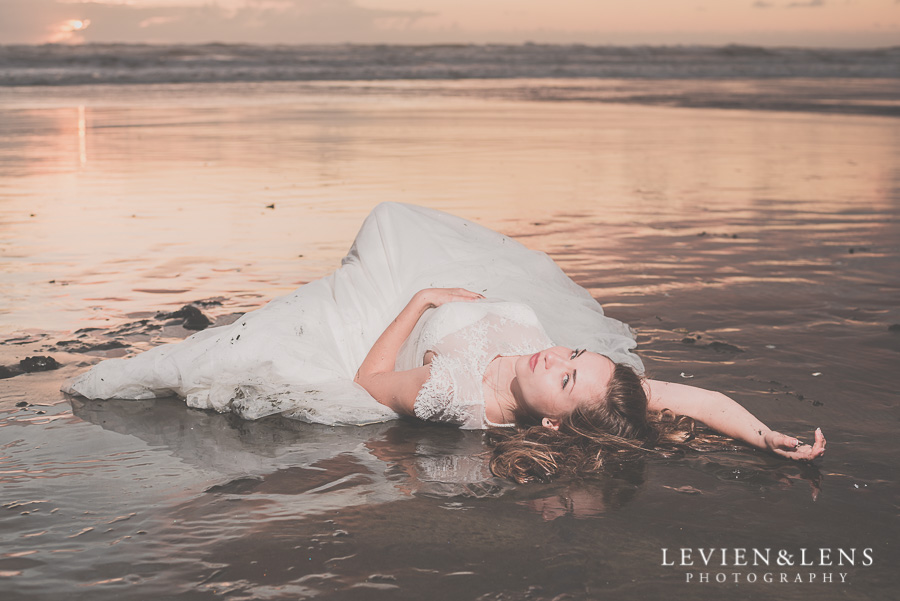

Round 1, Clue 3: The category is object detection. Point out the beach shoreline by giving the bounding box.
[1,86,898,600]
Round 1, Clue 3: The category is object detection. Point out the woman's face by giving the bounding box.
[513,347,615,429]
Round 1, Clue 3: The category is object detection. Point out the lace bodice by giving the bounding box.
[398,301,553,429]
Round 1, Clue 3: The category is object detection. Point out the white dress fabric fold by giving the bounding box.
[62,202,643,427]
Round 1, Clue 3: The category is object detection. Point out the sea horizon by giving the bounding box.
[3,41,898,117]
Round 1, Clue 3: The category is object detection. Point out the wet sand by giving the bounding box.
[1,84,899,600]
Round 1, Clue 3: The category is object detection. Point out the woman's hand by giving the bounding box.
[414,288,484,309]
[764,427,826,461]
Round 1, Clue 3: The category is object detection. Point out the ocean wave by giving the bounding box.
[1,43,899,87]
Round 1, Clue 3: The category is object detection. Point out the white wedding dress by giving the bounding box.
[62,202,643,428]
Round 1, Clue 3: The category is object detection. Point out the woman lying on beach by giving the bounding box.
[63,202,825,483]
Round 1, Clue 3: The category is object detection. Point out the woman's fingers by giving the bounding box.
[796,428,826,460]
[444,288,485,302]
[422,287,484,307]
[810,427,826,457]
[768,428,826,461]
[783,428,826,461]
[453,288,484,298]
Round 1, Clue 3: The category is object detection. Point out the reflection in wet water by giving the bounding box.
[2,85,899,334]
[1,85,899,599]
[70,397,509,505]
[1,379,885,600]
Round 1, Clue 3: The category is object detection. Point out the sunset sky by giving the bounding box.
[0,0,898,46]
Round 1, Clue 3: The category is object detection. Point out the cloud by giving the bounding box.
[0,0,435,44]
[786,0,825,7]
[752,0,827,9]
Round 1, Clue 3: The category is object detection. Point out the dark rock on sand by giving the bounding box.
[888,324,900,333]
[56,340,129,353]
[192,297,224,307]
[0,355,61,379]
[158,305,212,331]
[55,301,218,356]
[19,356,62,372]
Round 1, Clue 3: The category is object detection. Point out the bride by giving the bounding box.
[63,202,825,481]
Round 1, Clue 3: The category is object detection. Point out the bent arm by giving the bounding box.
[644,379,825,461]
[354,288,482,416]
[356,291,432,381]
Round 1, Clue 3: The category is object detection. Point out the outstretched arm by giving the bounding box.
[354,288,483,416]
[644,379,826,461]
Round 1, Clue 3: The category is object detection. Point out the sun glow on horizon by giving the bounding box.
[49,18,92,43]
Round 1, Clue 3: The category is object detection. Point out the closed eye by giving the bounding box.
[563,349,585,390]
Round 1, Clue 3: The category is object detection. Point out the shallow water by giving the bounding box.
[1,83,899,600]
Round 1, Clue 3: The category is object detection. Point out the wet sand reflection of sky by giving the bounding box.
[1,87,898,334]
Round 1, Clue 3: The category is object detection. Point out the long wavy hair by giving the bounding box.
[488,362,727,484]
